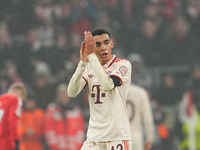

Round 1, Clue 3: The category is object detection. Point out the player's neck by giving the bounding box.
[100,55,113,66]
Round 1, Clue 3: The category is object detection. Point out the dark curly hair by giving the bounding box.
[91,27,110,38]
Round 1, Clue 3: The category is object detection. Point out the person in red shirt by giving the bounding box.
[44,83,85,150]
[0,82,27,150]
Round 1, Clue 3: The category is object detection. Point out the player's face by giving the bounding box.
[93,33,113,65]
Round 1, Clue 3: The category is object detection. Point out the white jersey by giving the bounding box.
[127,84,154,150]
[82,55,132,142]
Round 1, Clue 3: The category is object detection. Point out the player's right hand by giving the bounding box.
[80,40,88,62]
[84,31,96,55]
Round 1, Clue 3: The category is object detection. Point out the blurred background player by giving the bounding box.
[127,83,154,150]
[68,27,132,150]
[18,95,46,150]
[0,82,27,150]
[44,83,85,150]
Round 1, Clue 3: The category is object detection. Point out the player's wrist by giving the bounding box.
[87,49,94,55]
[80,57,88,62]
[79,60,88,66]
[87,53,96,61]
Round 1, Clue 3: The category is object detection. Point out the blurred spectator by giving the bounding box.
[158,0,178,20]
[48,33,69,75]
[149,92,171,150]
[37,24,55,48]
[153,72,182,106]
[177,89,200,150]
[69,0,96,34]
[164,14,199,65]
[0,23,13,70]
[64,52,81,83]
[31,73,55,110]
[0,74,10,94]
[128,53,153,90]
[95,11,112,32]
[30,55,52,79]
[12,28,40,82]
[137,2,162,23]
[23,28,42,52]
[185,63,200,91]
[44,83,85,150]
[18,95,46,150]
[131,17,166,66]
[184,0,200,37]
[153,72,182,149]
[70,32,83,54]
[34,0,55,26]
[4,60,23,83]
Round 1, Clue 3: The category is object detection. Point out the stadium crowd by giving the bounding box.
[0,0,200,150]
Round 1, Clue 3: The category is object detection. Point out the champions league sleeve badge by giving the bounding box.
[117,66,128,77]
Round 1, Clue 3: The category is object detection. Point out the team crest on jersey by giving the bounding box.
[88,74,94,78]
[117,66,128,77]
[107,71,112,75]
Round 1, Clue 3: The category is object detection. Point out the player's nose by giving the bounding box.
[100,44,106,50]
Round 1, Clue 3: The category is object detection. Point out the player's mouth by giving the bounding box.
[102,52,108,58]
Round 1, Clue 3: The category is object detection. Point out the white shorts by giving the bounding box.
[80,140,132,150]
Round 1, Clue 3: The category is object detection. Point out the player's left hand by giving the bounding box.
[84,31,96,55]
[80,40,89,62]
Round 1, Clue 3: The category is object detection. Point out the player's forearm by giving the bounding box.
[145,123,154,142]
[143,110,155,142]
[67,60,87,98]
[142,96,155,142]
[87,53,114,90]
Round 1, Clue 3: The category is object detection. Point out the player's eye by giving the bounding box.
[96,43,101,47]
[104,40,109,45]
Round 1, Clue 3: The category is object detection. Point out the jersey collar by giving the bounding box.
[103,55,116,69]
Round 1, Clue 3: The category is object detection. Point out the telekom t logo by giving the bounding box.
[91,85,105,104]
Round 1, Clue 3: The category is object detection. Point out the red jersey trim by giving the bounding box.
[82,76,87,84]
[123,140,129,150]
[107,56,117,68]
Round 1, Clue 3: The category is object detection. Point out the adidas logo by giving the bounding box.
[88,74,94,78]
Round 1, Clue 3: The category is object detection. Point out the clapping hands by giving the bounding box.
[80,31,96,62]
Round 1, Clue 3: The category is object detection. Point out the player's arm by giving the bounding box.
[67,41,88,98]
[67,61,87,98]
[88,53,120,90]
